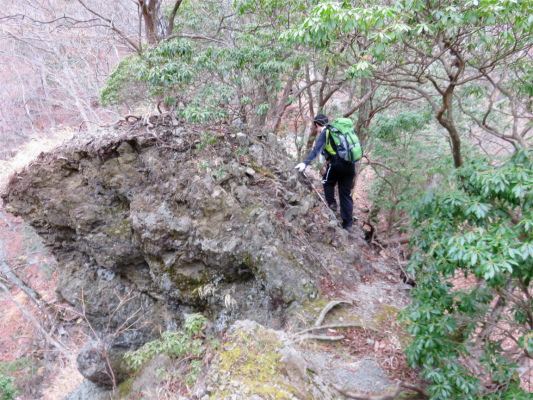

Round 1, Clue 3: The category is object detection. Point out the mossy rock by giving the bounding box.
[209,322,315,400]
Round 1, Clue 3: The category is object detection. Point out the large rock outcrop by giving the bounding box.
[2,118,369,387]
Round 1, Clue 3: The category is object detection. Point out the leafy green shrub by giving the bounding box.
[100,55,145,107]
[365,108,452,232]
[0,375,18,400]
[124,314,208,385]
[196,131,217,151]
[402,149,533,399]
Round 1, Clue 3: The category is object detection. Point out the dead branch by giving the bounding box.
[382,236,410,246]
[314,300,352,327]
[0,213,16,231]
[289,231,334,280]
[124,114,142,122]
[361,158,400,174]
[0,280,74,363]
[0,238,53,322]
[76,0,142,54]
[67,288,149,393]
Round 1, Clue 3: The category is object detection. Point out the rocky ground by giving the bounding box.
[1,116,421,399]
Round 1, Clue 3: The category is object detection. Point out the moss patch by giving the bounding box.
[214,328,306,400]
[374,304,400,325]
[118,377,134,398]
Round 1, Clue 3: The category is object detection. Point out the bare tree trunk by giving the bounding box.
[252,84,269,128]
[305,65,317,153]
[437,88,463,168]
[139,0,159,45]
[271,68,299,131]
[356,76,372,143]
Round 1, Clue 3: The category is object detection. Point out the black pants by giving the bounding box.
[322,160,356,228]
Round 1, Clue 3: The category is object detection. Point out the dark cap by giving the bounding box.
[313,114,328,126]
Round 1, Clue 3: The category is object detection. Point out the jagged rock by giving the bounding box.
[235,132,249,147]
[62,380,112,400]
[245,167,255,176]
[284,206,301,222]
[249,145,264,167]
[233,185,249,203]
[77,339,133,388]
[2,120,370,389]
[266,132,277,147]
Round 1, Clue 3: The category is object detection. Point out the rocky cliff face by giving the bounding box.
[2,118,369,388]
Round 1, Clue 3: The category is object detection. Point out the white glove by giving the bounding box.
[295,162,307,172]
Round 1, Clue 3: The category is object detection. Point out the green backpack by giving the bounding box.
[324,118,363,163]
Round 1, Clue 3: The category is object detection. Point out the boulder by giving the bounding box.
[2,120,369,388]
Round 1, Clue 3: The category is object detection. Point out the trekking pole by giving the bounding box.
[302,171,343,228]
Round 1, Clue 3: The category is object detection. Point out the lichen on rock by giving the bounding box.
[205,320,337,400]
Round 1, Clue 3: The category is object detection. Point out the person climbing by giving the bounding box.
[295,114,358,233]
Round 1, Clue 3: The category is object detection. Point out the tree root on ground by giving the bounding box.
[314,300,352,326]
[298,334,345,341]
[293,300,377,342]
[295,323,377,336]
[333,381,428,400]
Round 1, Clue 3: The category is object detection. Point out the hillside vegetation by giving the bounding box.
[0,0,532,399]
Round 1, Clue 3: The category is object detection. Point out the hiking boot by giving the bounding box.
[328,203,338,212]
[344,225,353,233]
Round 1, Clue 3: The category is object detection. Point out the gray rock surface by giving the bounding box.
[62,380,112,400]
[2,118,372,389]
[76,339,134,388]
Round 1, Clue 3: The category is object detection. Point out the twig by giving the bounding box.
[0,280,74,363]
[0,213,16,231]
[0,238,53,322]
[314,300,352,327]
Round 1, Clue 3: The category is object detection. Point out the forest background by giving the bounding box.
[0,0,532,399]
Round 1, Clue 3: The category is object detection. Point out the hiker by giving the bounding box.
[295,114,359,233]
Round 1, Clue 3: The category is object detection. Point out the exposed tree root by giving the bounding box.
[314,300,352,327]
[333,381,428,400]
[295,323,377,336]
[299,334,345,341]
[293,299,376,342]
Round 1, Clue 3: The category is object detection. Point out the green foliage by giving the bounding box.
[199,160,211,171]
[124,314,207,385]
[0,375,17,400]
[100,55,145,107]
[196,131,217,151]
[99,0,308,125]
[402,149,533,399]
[365,107,452,231]
[287,0,533,70]
[213,164,226,180]
[373,110,432,144]
[138,40,194,87]
[235,147,247,158]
